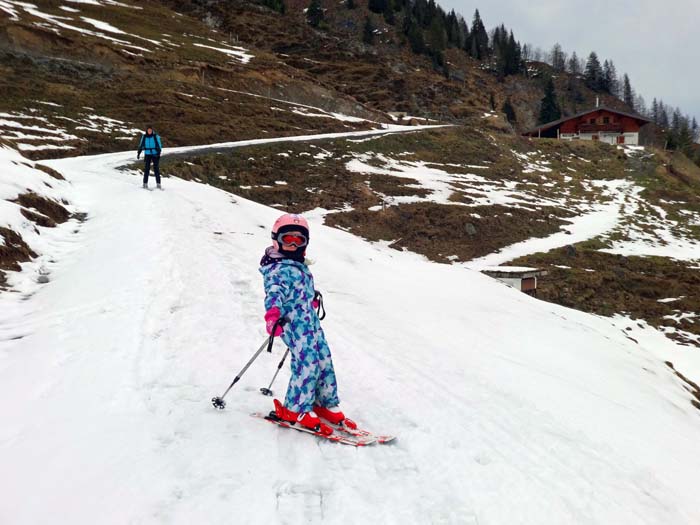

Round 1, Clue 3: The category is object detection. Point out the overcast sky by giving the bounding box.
[439,0,699,121]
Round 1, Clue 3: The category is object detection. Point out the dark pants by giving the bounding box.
[143,154,161,184]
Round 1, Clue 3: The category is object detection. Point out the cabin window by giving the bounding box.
[603,117,610,124]
[589,118,596,124]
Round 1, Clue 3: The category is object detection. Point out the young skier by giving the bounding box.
[260,213,356,436]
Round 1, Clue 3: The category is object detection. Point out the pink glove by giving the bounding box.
[265,307,283,336]
[312,290,322,310]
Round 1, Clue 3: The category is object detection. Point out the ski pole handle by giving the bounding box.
[266,316,288,352]
[314,291,326,320]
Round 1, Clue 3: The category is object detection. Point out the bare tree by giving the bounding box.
[550,43,566,72]
[634,94,647,117]
[532,46,544,62]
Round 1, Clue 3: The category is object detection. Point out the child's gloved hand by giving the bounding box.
[265,307,284,336]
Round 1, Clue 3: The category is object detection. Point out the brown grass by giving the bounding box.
[513,247,700,345]
[0,227,37,273]
[14,193,70,227]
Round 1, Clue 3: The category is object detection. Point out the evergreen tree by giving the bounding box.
[502,98,517,124]
[651,98,660,124]
[669,108,682,147]
[584,52,603,91]
[509,31,522,75]
[458,17,470,52]
[363,16,374,44]
[623,74,634,109]
[426,14,447,69]
[491,25,506,76]
[262,0,286,14]
[425,0,438,27]
[601,60,610,92]
[567,51,581,76]
[383,1,396,25]
[488,26,522,78]
[427,15,447,53]
[404,14,425,54]
[667,109,694,151]
[445,10,459,47]
[658,101,670,129]
[538,76,561,124]
[678,115,693,150]
[368,0,387,14]
[306,0,323,27]
[692,117,699,142]
[470,9,489,60]
[603,60,618,96]
[411,0,428,27]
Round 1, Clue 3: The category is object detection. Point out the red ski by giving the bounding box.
[327,421,396,444]
[251,413,376,446]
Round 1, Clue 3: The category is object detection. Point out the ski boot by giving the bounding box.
[314,405,357,430]
[273,399,332,435]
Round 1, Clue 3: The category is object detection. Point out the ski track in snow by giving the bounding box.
[1,130,700,524]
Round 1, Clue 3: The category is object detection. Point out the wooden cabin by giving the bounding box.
[523,106,650,146]
[480,267,548,297]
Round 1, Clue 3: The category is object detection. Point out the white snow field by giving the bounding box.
[2,133,700,525]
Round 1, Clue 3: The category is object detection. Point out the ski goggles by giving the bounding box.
[278,232,308,247]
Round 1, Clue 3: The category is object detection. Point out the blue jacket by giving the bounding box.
[138,133,162,156]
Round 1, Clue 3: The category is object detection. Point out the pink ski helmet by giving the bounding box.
[271,213,310,254]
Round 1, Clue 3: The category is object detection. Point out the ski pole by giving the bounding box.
[260,347,290,397]
[212,317,286,410]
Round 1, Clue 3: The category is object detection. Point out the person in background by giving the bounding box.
[137,126,162,190]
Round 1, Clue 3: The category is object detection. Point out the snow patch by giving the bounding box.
[193,42,253,64]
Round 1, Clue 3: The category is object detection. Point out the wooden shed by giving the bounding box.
[480,266,548,297]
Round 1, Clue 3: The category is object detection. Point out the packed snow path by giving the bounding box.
[2,133,700,524]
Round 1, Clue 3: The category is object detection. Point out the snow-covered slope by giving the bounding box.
[0,145,78,288]
[1,140,700,525]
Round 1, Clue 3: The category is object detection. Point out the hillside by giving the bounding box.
[1,141,700,524]
[1,0,646,161]
[0,0,386,159]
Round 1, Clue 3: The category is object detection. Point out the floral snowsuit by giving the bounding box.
[260,258,340,413]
